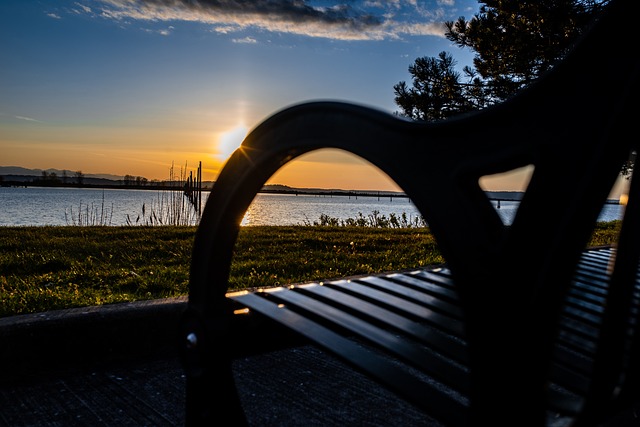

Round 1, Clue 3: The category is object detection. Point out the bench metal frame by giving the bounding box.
[180,1,640,425]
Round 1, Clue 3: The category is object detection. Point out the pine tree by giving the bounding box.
[394,0,610,121]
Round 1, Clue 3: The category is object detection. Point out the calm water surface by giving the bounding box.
[0,186,623,227]
[242,193,422,226]
[0,187,175,226]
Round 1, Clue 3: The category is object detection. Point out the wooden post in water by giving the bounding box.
[184,161,203,216]
[197,161,202,216]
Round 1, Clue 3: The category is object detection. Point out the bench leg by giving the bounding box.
[181,309,249,426]
[185,362,248,426]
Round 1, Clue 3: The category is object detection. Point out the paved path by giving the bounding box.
[0,346,439,426]
[0,299,436,426]
[1,299,639,426]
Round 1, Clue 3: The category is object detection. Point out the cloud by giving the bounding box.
[143,26,174,35]
[74,3,93,14]
[1,113,43,123]
[159,25,174,35]
[46,12,62,19]
[15,115,39,122]
[87,0,449,41]
[232,36,257,44]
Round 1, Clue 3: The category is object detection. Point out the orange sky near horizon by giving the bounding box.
[3,128,629,199]
[2,105,533,193]
[2,117,629,199]
[2,1,627,199]
[1,0,485,193]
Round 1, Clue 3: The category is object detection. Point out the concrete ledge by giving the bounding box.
[0,297,188,384]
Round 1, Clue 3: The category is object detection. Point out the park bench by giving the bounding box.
[180,0,640,425]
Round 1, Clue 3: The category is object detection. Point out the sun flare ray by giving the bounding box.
[217,124,248,161]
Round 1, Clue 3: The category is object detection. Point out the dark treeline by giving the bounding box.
[0,174,215,190]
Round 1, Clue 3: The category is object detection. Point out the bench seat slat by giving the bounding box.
[572,273,609,292]
[386,273,460,303]
[567,285,607,306]
[355,276,463,317]
[552,344,594,378]
[404,270,461,299]
[232,291,470,425]
[324,281,465,336]
[580,248,615,265]
[550,368,591,398]
[547,386,584,416]
[259,287,471,393]
[559,315,600,342]
[297,282,469,364]
[562,301,603,324]
[380,272,460,307]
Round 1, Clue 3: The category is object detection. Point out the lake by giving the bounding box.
[0,186,624,227]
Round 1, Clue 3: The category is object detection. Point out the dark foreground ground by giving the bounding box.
[0,297,639,426]
[0,297,438,426]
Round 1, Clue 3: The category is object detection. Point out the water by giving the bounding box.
[0,186,197,226]
[0,186,624,227]
[241,193,422,226]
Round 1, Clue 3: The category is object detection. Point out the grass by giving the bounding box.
[0,226,194,317]
[0,221,622,318]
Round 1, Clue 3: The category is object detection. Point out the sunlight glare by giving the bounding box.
[217,125,248,161]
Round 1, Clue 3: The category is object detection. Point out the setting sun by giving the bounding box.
[217,125,248,161]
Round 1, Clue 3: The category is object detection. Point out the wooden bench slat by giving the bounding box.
[550,352,594,398]
[573,272,610,291]
[257,287,471,393]
[552,343,594,378]
[546,386,584,416]
[297,282,469,364]
[559,315,600,342]
[324,280,465,335]
[553,348,597,385]
[386,272,460,302]
[232,291,470,425]
[326,276,461,324]
[562,301,603,325]
[355,276,463,316]
[580,248,616,264]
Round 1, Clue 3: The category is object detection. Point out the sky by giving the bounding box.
[0,0,540,192]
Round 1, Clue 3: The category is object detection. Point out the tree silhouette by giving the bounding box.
[394,0,610,121]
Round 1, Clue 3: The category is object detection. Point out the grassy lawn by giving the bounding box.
[0,222,622,317]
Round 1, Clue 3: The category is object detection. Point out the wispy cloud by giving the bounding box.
[79,0,449,41]
[232,36,257,44]
[15,115,40,122]
[74,3,92,14]
[46,12,62,19]
[1,113,43,123]
[143,25,174,35]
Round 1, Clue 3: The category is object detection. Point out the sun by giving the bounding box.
[217,124,248,161]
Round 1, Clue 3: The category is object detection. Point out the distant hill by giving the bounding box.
[0,166,217,188]
[0,166,123,181]
[1,174,120,186]
[0,166,127,187]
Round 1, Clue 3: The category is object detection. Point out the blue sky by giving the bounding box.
[1,0,497,190]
